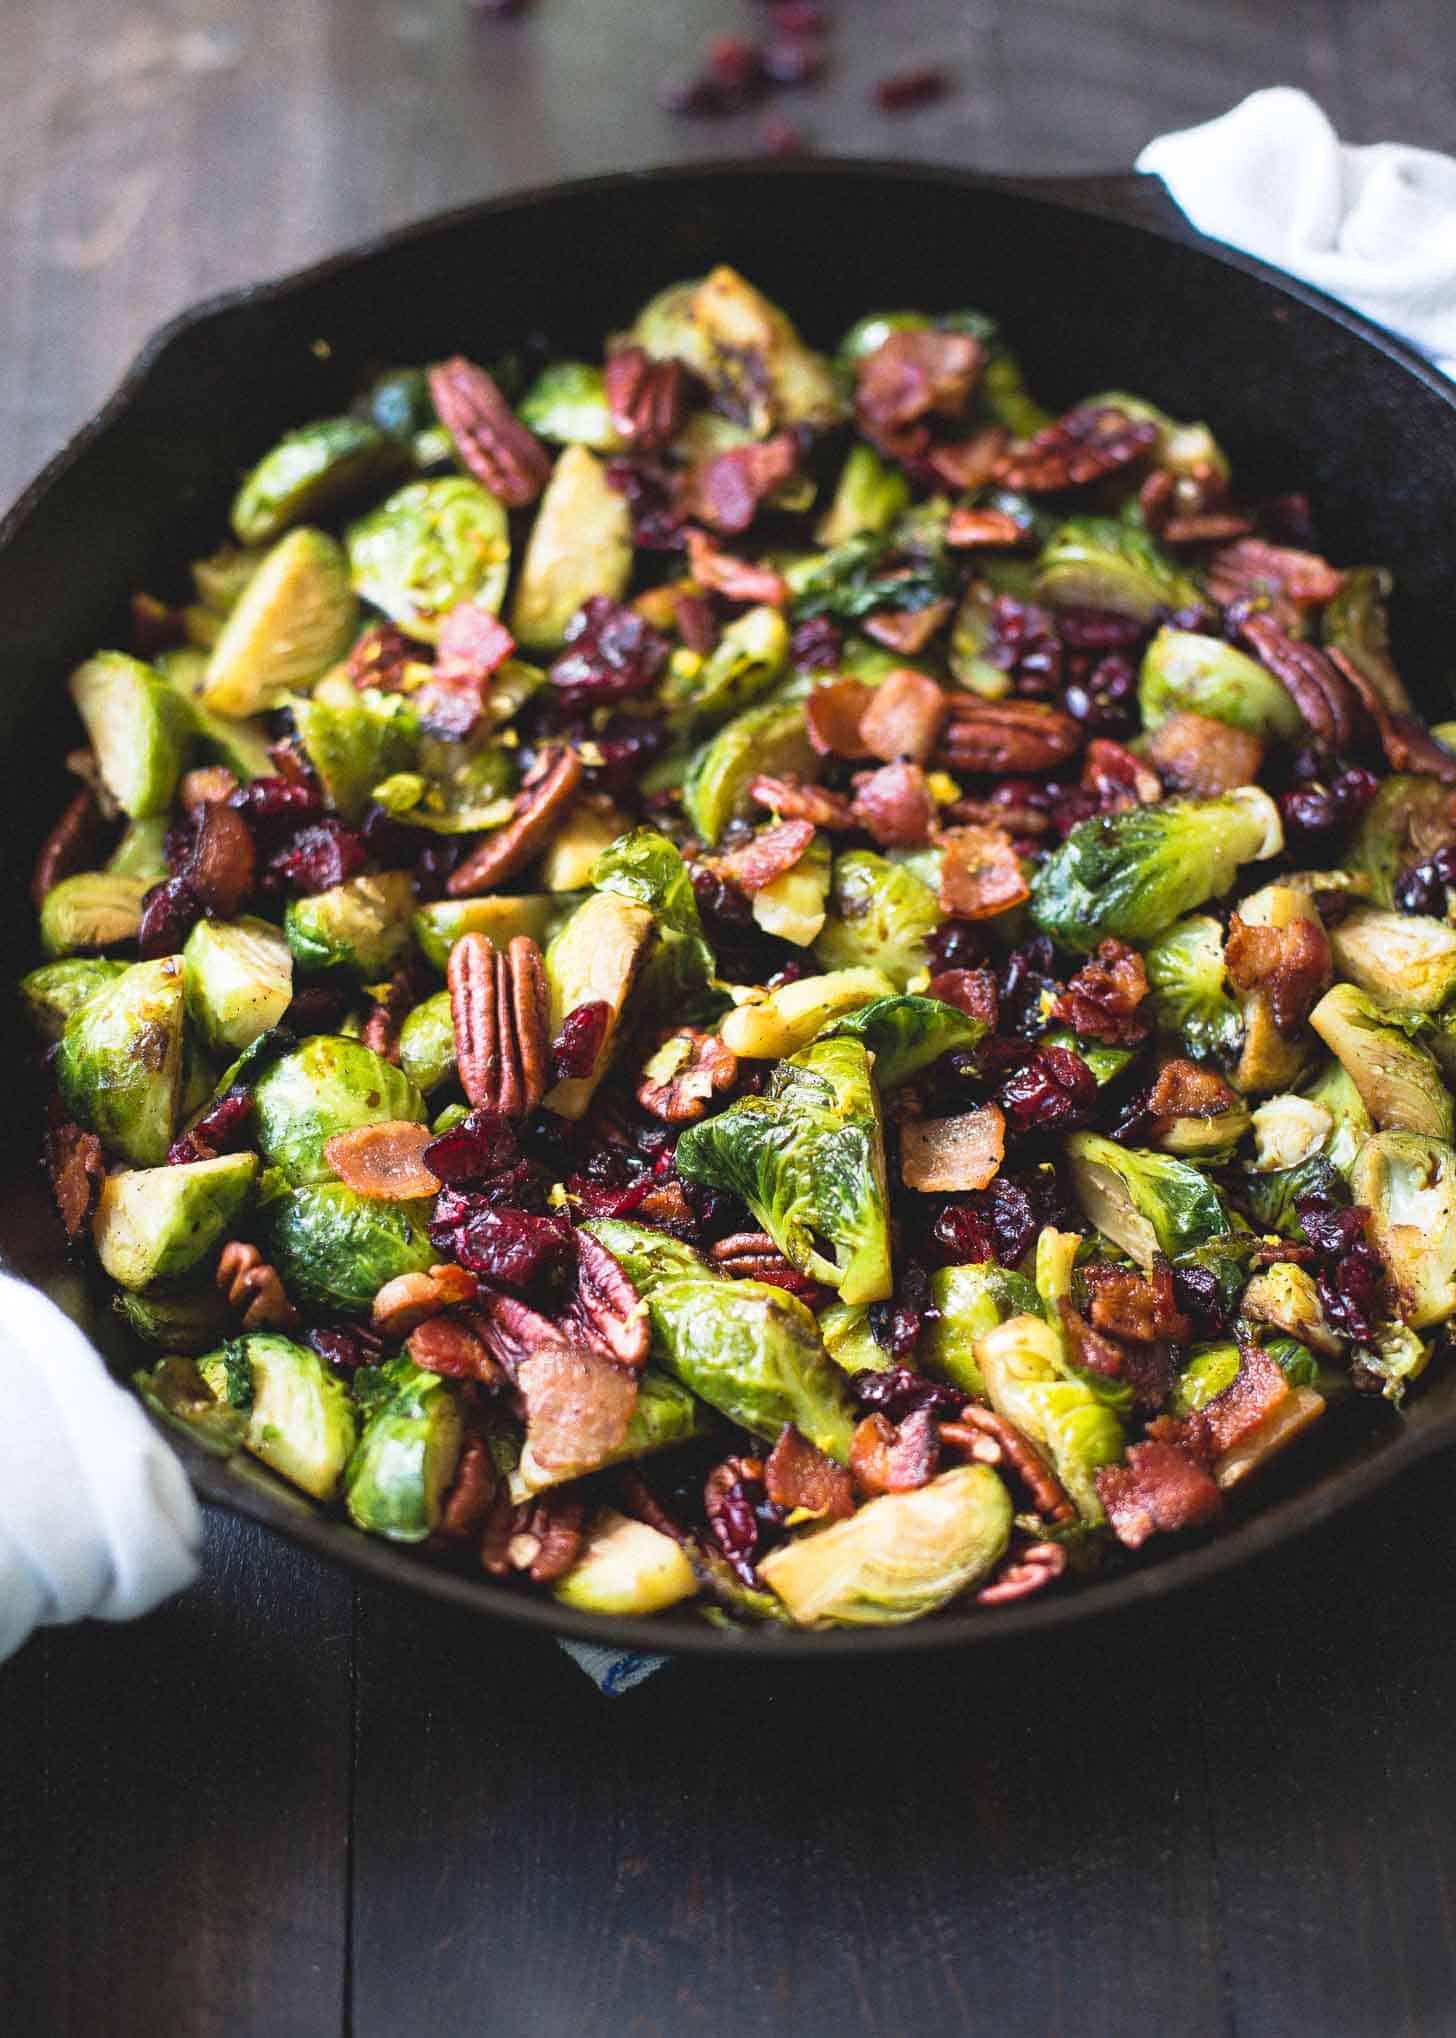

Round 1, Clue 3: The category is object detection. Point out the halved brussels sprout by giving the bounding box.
[1138,627,1305,740]
[413,893,560,971]
[1303,1057,1374,1176]
[590,826,724,1028]
[1329,905,1456,1013]
[1250,1093,1332,1174]
[816,443,911,546]
[662,605,790,739]
[290,673,418,822]
[107,817,170,884]
[1082,392,1230,489]
[1030,788,1283,954]
[1321,565,1406,714]
[759,1464,1012,1627]
[1354,1318,1431,1404]
[21,956,129,1040]
[553,1508,698,1616]
[1065,1131,1230,1266]
[284,872,415,979]
[975,1312,1125,1522]
[579,1218,711,1295]
[231,416,405,546]
[261,1181,435,1313]
[817,1298,889,1376]
[397,988,455,1093]
[814,849,940,989]
[542,893,656,1118]
[56,956,188,1166]
[1241,1261,1341,1354]
[192,543,265,615]
[922,1262,1043,1399]
[1169,1340,1242,1417]
[134,1355,249,1456]
[344,1356,463,1541]
[1350,1132,1456,1329]
[346,477,510,643]
[38,873,148,959]
[720,967,894,1060]
[1034,518,1200,621]
[1349,774,1456,908]
[69,652,191,818]
[1228,883,1325,1097]
[183,916,293,1054]
[201,527,357,717]
[752,831,832,947]
[155,646,276,782]
[512,1369,713,1499]
[199,1332,358,1501]
[683,694,817,847]
[509,444,633,650]
[539,798,630,894]
[518,361,624,451]
[252,1034,426,1184]
[632,266,842,433]
[815,993,988,1087]
[1308,984,1453,1140]
[120,1282,237,1356]
[93,1152,259,1290]
[948,581,1013,701]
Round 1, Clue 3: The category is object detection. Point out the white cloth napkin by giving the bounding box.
[1138,87,1456,378]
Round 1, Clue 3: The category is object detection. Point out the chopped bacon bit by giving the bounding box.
[680,431,800,535]
[187,800,256,918]
[1057,1297,1127,1378]
[1146,1056,1239,1123]
[44,1109,105,1242]
[1225,911,1331,1035]
[1214,1384,1325,1491]
[1329,647,1456,785]
[854,329,983,455]
[1081,737,1163,810]
[515,1342,639,1474]
[1146,710,1265,795]
[1083,1258,1193,1345]
[420,603,515,730]
[938,824,1029,920]
[805,678,874,759]
[862,599,954,656]
[858,668,947,765]
[927,966,999,1027]
[850,1406,940,1496]
[899,1104,1006,1193]
[716,817,817,894]
[348,621,416,693]
[926,428,1010,494]
[323,1121,441,1200]
[764,1424,855,1521]
[1051,938,1149,1045]
[1097,1440,1222,1549]
[749,774,857,830]
[945,507,1027,550]
[685,526,789,607]
[1200,1339,1290,1458]
[851,760,937,847]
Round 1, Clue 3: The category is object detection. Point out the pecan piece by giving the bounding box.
[851,761,937,848]
[1329,647,1456,785]
[685,527,788,607]
[977,1539,1067,1606]
[937,825,1030,920]
[1160,513,1253,546]
[636,1026,738,1124]
[1237,614,1362,752]
[446,744,584,895]
[994,404,1158,493]
[483,1488,587,1585]
[704,1453,771,1583]
[707,1231,825,1303]
[187,800,256,917]
[435,1433,497,1544]
[428,355,551,507]
[899,1104,1006,1194]
[945,507,1027,550]
[749,774,856,831]
[44,1109,105,1242]
[32,787,101,908]
[408,1311,501,1384]
[937,697,1083,775]
[178,765,239,809]
[947,1403,1074,1523]
[764,1424,854,1522]
[373,1263,480,1337]
[850,1407,940,1495]
[448,933,550,1119]
[568,1232,649,1370]
[924,427,1010,494]
[215,1240,300,1331]
[605,345,687,452]
[1204,536,1344,616]
[859,668,947,765]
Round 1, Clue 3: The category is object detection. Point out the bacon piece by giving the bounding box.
[805,678,874,759]
[1146,1056,1239,1123]
[680,432,800,535]
[854,329,984,454]
[858,668,947,765]
[516,1342,640,1474]
[348,621,416,693]
[1057,1297,1128,1379]
[927,966,999,1027]
[1145,710,1264,796]
[1097,1439,1222,1550]
[862,599,954,656]
[685,526,788,607]
[749,775,857,831]
[1199,1339,1291,1458]
[1083,1258,1193,1345]
[44,1110,105,1242]
[1224,912,1331,1035]
[938,825,1029,920]
[850,1407,941,1496]
[1081,737,1162,811]
[188,801,256,918]
[1052,938,1149,1045]
[899,1104,1006,1193]
[716,818,817,894]
[851,761,937,848]
[1329,647,1456,786]
[321,1121,441,1200]
[926,428,1009,494]
[764,1424,855,1522]
[945,506,1026,550]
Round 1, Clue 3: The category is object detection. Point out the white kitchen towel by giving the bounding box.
[0,1272,201,1663]
[1139,88,1456,378]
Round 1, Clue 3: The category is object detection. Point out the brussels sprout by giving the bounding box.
[590,826,724,1027]
[1354,1319,1431,1404]
[1034,517,1200,621]
[120,1282,237,1356]
[1329,905,1456,1013]
[231,416,405,546]
[786,526,953,627]
[1030,788,1284,955]
[55,957,187,1165]
[509,445,633,650]
[200,527,357,717]
[1065,1131,1230,1266]
[1351,1132,1456,1329]
[512,1369,713,1499]
[683,694,817,846]
[1169,1340,1243,1417]
[542,893,655,1117]
[816,993,988,1087]
[21,956,129,1040]
[37,873,147,959]
[192,543,265,615]
[814,849,940,989]
[948,581,1013,701]
[720,967,894,1060]
[343,1356,463,1541]
[93,1152,259,1290]
[105,817,169,885]
[1241,1261,1342,1354]
[199,1332,358,1501]
[1081,392,1230,489]
[1148,1096,1252,1159]
[284,872,415,980]
[182,916,293,1055]
[1349,775,1456,908]
[817,1299,889,1376]
[413,893,560,971]
[155,646,276,782]
[553,1508,699,1616]
[1321,565,1407,714]
[816,443,911,546]
[290,673,418,822]
[133,1355,249,1456]
[374,740,518,837]
[835,308,935,367]
[1303,1058,1374,1176]
[395,988,454,1092]
[633,266,842,433]
[346,477,510,643]
[759,1463,1012,1627]
[537,798,630,893]
[662,605,790,738]
[252,1034,426,1184]
[677,1035,892,1305]
[579,1218,711,1294]
[922,1262,1043,1399]
[68,652,191,818]
[975,1313,1125,1522]
[262,1182,435,1313]
[517,361,624,451]
[1225,882,1326,1096]
[751,831,832,947]
[1040,1025,1137,1087]
[1138,627,1304,740]
[1250,1093,1333,1174]
[1308,984,1453,1140]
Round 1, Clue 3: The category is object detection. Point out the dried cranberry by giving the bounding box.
[566,1174,655,1222]
[164,818,196,876]
[928,918,989,973]
[436,1202,569,1290]
[767,0,827,30]
[1063,651,1137,736]
[1295,1194,1367,1257]
[360,802,419,867]
[1393,843,1456,916]
[266,819,367,896]
[414,836,465,899]
[1172,1262,1227,1333]
[1318,1243,1385,1343]
[547,598,669,714]
[1055,607,1147,652]
[929,1203,996,1265]
[305,1326,387,1372]
[581,711,667,799]
[790,615,842,672]
[999,1044,1097,1133]
[1046,785,1101,837]
[998,935,1060,1036]
[850,1366,964,1422]
[228,776,323,829]
[707,1468,782,1584]
[605,459,686,551]
[874,65,947,110]
[868,1300,922,1362]
[165,1084,253,1166]
[283,984,351,1034]
[138,876,202,958]
[423,1109,521,1185]
[758,114,807,156]
[552,1001,611,1082]
[1279,766,1379,846]
[985,594,1063,697]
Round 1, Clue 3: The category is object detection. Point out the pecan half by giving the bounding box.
[605,345,687,452]
[186,800,256,917]
[899,1104,1006,1193]
[937,697,1083,775]
[636,1026,738,1124]
[749,774,857,831]
[32,787,100,908]
[373,1263,480,1337]
[708,1231,824,1303]
[1160,513,1253,546]
[446,744,584,895]
[324,1120,441,1200]
[215,1240,300,1331]
[977,1539,1067,1606]
[851,761,937,848]
[680,432,800,535]
[859,668,947,765]
[945,507,1027,550]
[924,427,1010,494]
[483,1487,586,1584]
[1329,647,1456,785]
[937,825,1030,920]
[994,404,1158,493]
[947,1403,1075,1523]
[44,1109,105,1242]
[685,527,788,607]
[428,355,551,507]
[1145,710,1264,796]
[764,1424,854,1522]
[448,932,550,1118]
[1237,614,1362,752]
[862,599,954,656]
[568,1232,649,1369]
[407,1311,502,1384]
[1204,536,1344,617]
[435,1433,497,1544]
[850,1407,940,1495]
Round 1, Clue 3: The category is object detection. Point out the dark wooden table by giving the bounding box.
[4,4,1456,2032]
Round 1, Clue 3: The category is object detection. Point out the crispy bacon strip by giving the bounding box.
[1097,1440,1222,1550]
[764,1425,855,1521]
[715,818,816,894]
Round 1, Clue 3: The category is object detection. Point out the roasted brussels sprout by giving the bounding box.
[517,361,624,451]
[1349,774,1456,908]
[284,872,415,979]
[106,817,170,885]
[662,605,790,738]
[156,646,276,783]
[975,1312,1125,1522]
[631,266,841,433]
[759,1464,1012,1627]
[1309,984,1454,1140]
[198,1333,358,1501]
[346,477,510,642]
[1030,788,1283,954]
[121,1283,238,1357]
[252,1035,425,1184]
[69,653,191,818]
[817,443,911,546]
[413,893,560,971]
[539,797,632,893]
[38,874,148,960]
[56,957,188,1166]
[231,416,405,546]
[1250,1092,1334,1174]
[262,1181,435,1313]
[1302,1058,1374,1175]
[579,1218,711,1294]
[93,1152,258,1291]
[590,827,724,1027]
[1082,391,1229,490]
[816,1298,889,1376]
[1138,627,1305,740]
[396,988,455,1093]
[509,445,633,649]
[814,992,987,1086]
[542,892,656,1117]
[21,956,129,1040]
[553,1508,699,1616]
[1140,914,1242,1066]
[344,1356,464,1541]
[134,1355,250,1456]
[814,849,940,988]
[182,916,293,1054]
[720,966,894,1060]
[1065,1131,1230,1265]
[1034,517,1200,621]
[1328,905,1456,1013]
[683,694,817,846]
[922,1262,1043,1398]
[1241,1261,1342,1355]
[751,830,832,947]
[1351,1132,1456,1328]
[201,527,357,716]
[290,674,418,822]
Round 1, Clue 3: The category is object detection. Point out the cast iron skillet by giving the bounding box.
[5,160,1456,1659]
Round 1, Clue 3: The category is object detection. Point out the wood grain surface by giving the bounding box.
[3,4,1456,2033]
